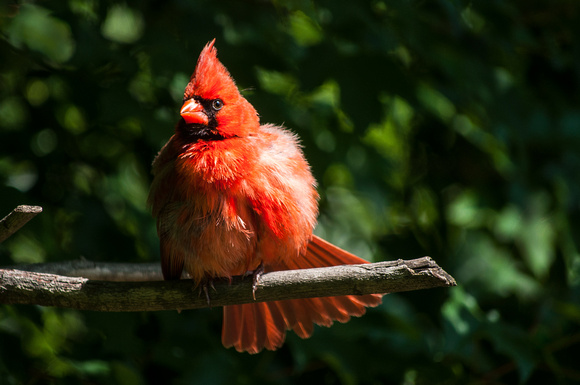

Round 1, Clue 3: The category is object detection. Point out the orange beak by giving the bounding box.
[180,99,209,125]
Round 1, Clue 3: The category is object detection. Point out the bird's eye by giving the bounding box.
[212,99,223,111]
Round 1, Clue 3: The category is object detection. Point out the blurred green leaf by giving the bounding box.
[517,192,556,279]
[4,4,75,63]
[256,67,297,96]
[288,10,323,46]
[101,4,144,44]
[0,96,27,130]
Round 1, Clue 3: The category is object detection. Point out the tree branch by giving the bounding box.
[0,205,457,311]
[0,257,456,312]
[6,260,163,281]
[0,205,43,243]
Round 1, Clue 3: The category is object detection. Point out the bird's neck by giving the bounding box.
[176,136,257,191]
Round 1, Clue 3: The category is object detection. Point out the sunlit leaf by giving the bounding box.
[288,10,323,46]
[101,5,144,44]
[4,4,75,63]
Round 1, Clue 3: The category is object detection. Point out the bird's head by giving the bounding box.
[178,39,260,141]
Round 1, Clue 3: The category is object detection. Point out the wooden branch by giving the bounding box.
[0,257,456,312]
[8,260,163,281]
[0,205,43,243]
[0,204,457,312]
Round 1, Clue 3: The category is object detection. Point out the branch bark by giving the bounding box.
[0,205,43,243]
[7,260,163,281]
[0,257,456,312]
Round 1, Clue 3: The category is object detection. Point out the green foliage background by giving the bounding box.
[1,0,579,384]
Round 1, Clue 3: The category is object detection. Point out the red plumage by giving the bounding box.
[148,39,383,353]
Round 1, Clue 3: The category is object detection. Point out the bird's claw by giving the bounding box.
[251,262,264,301]
[198,277,216,307]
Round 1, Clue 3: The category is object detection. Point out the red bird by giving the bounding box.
[148,39,383,354]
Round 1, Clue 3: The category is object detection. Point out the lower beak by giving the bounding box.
[180,99,208,125]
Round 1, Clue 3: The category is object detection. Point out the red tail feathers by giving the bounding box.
[222,235,383,354]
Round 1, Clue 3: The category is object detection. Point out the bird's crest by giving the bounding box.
[184,39,240,102]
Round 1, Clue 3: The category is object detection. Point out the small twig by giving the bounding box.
[0,205,43,243]
[0,257,456,312]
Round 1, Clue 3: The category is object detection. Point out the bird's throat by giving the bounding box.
[178,123,225,142]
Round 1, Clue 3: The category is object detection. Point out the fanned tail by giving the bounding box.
[222,235,384,353]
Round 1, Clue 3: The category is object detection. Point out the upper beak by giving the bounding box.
[180,99,209,125]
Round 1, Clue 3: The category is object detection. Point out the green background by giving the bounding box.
[1,1,579,384]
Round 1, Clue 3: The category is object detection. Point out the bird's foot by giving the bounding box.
[198,277,216,307]
[250,262,264,301]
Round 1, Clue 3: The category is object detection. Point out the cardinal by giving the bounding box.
[148,39,383,354]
